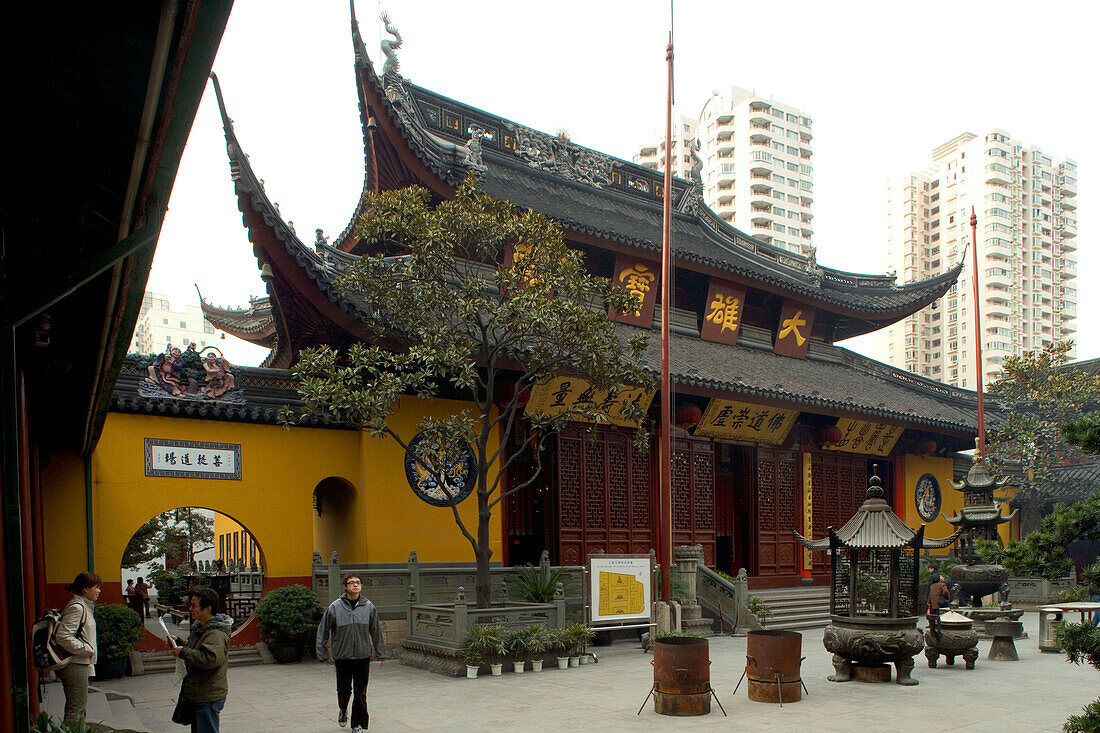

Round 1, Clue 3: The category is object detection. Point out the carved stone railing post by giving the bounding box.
[674,544,710,635]
[735,568,757,629]
[454,587,469,644]
[553,581,566,628]
[327,551,341,606]
[407,550,419,606]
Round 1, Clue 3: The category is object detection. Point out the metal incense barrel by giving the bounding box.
[746,630,803,703]
[652,636,711,716]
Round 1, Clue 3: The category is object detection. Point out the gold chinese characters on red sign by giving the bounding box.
[693,399,798,444]
[821,418,904,456]
[773,299,816,358]
[700,279,747,346]
[609,256,659,327]
[525,376,655,428]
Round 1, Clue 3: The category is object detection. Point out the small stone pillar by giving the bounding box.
[674,544,712,635]
[327,551,341,605]
[454,587,469,643]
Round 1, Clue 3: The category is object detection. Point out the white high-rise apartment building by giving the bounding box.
[877,131,1078,388]
[130,291,217,355]
[633,87,814,255]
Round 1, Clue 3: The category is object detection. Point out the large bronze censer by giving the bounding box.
[795,467,959,685]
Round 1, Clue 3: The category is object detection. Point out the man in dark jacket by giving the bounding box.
[171,588,231,732]
[317,574,388,732]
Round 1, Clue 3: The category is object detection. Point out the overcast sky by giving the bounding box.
[148,0,1098,367]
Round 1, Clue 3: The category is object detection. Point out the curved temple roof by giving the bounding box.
[343,2,962,338]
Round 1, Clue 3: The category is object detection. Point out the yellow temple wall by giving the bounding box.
[900,453,1014,554]
[41,395,499,605]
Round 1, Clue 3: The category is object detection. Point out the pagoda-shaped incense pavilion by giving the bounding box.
[795,468,959,684]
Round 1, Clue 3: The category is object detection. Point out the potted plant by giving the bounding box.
[547,628,570,669]
[504,627,528,673]
[747,594,772,628]
[32,711,104,732]
[254,584,323,663]
[92,603,143,679]
[575,623,594,664]
[463,624,505,676]
[528,624,548,672]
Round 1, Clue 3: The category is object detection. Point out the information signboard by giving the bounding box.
[588,554,654,626]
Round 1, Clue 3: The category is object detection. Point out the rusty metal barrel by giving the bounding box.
[652,636,711,715]
[746,630,803,703]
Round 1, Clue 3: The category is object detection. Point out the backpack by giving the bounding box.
[31,602,86,672]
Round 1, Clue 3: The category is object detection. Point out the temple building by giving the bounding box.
[38,6,1012,677]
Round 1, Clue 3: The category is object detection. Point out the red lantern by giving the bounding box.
[919,439,938,456]
[676,403,703,429]
[822,425,843,445]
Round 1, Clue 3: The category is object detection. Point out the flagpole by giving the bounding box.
[659,23,674,603]
[969,206,987,460]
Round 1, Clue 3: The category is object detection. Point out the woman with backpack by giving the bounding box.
[54,571,102,722]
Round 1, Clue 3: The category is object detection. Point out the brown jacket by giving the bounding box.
[929,579,950,611]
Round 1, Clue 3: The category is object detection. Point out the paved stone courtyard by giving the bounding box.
[90,615,1095,732]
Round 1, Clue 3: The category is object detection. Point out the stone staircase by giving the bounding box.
[750,586,831,631]
[132,642,271,675]
[41,680,148,733]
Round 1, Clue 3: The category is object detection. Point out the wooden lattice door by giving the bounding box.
[671,436,716,566]
[755,447,801,579]
[809,453,868,576]
[555,426,652,566]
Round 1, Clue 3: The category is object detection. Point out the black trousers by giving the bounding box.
[334,658,371,728]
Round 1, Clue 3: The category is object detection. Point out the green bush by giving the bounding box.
[147,568,185,603]
[511,564,564,603]
[747,594,771,627]
[655,630,702,639]
[93,604,143,660]
[1055,585,1092,603]
[32,712,102,732]
[254,585,322,644]
[1064,697,1100,733]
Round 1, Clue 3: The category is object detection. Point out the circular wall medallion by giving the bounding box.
[404,431,477,507]
[914,473,941,522]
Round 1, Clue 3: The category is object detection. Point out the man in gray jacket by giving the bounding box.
[316,574,387,732]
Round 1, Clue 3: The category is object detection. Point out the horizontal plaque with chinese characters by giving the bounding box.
[525,377,654,428]
[693,399,798,444]
[144,438,242,480]
[821,419,903,457]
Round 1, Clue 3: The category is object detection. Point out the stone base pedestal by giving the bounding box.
[852,664,891,683]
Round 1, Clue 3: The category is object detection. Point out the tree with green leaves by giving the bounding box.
[122,508,214,571]
[287,176,652,608]
[979,366,1100,732]
[986,340,1100,533]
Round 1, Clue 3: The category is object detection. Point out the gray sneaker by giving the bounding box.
[338,710,347,727]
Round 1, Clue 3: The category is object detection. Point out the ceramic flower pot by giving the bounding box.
[513,660,525,673]
[568,656,580,668]
[489,663,503,676]
[531,659,543,672]
[579,654,589,665]
[466,665,479,679]
[556,656,569,670]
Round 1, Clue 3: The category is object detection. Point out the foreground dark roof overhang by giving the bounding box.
[5,0,233,454]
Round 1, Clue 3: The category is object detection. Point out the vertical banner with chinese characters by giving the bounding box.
[803,452,813,572]
[524,377,655,427]
[692,399,798,444]
[821,419,904,457]
[609,256,659,327]
[700,278,747,346]
[144,439,242,480]
[773,299,816,358]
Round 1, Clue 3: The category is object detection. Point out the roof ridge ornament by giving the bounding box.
[463,126,489,177]
[380,12,402,79]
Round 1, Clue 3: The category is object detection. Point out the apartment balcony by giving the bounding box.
[638,146,657,158]
[754,232,773,245]
[750,181,772,195]
[801,225,814,237]
[749,130,771,144]
[751,216,773,229]
[1058,177,1078,196]
[984,287,1011,303]
[749,100,771,112]
[750,201,773,213]
[799,192,813,205]
[716,193,735,208]
[984,270,1012,288]
[1059,195,1076,211]
[800,147,812,158]
[985,302,1011,318]
[985,165,1012,185]
[1062,222,1078,237]
[800,130,812,143]
[1059,237,1077,253]
[749,111,770,127]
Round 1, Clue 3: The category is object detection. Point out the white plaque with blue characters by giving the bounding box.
[144,438,242,480]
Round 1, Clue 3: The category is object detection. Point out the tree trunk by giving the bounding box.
[475,489,493,608]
